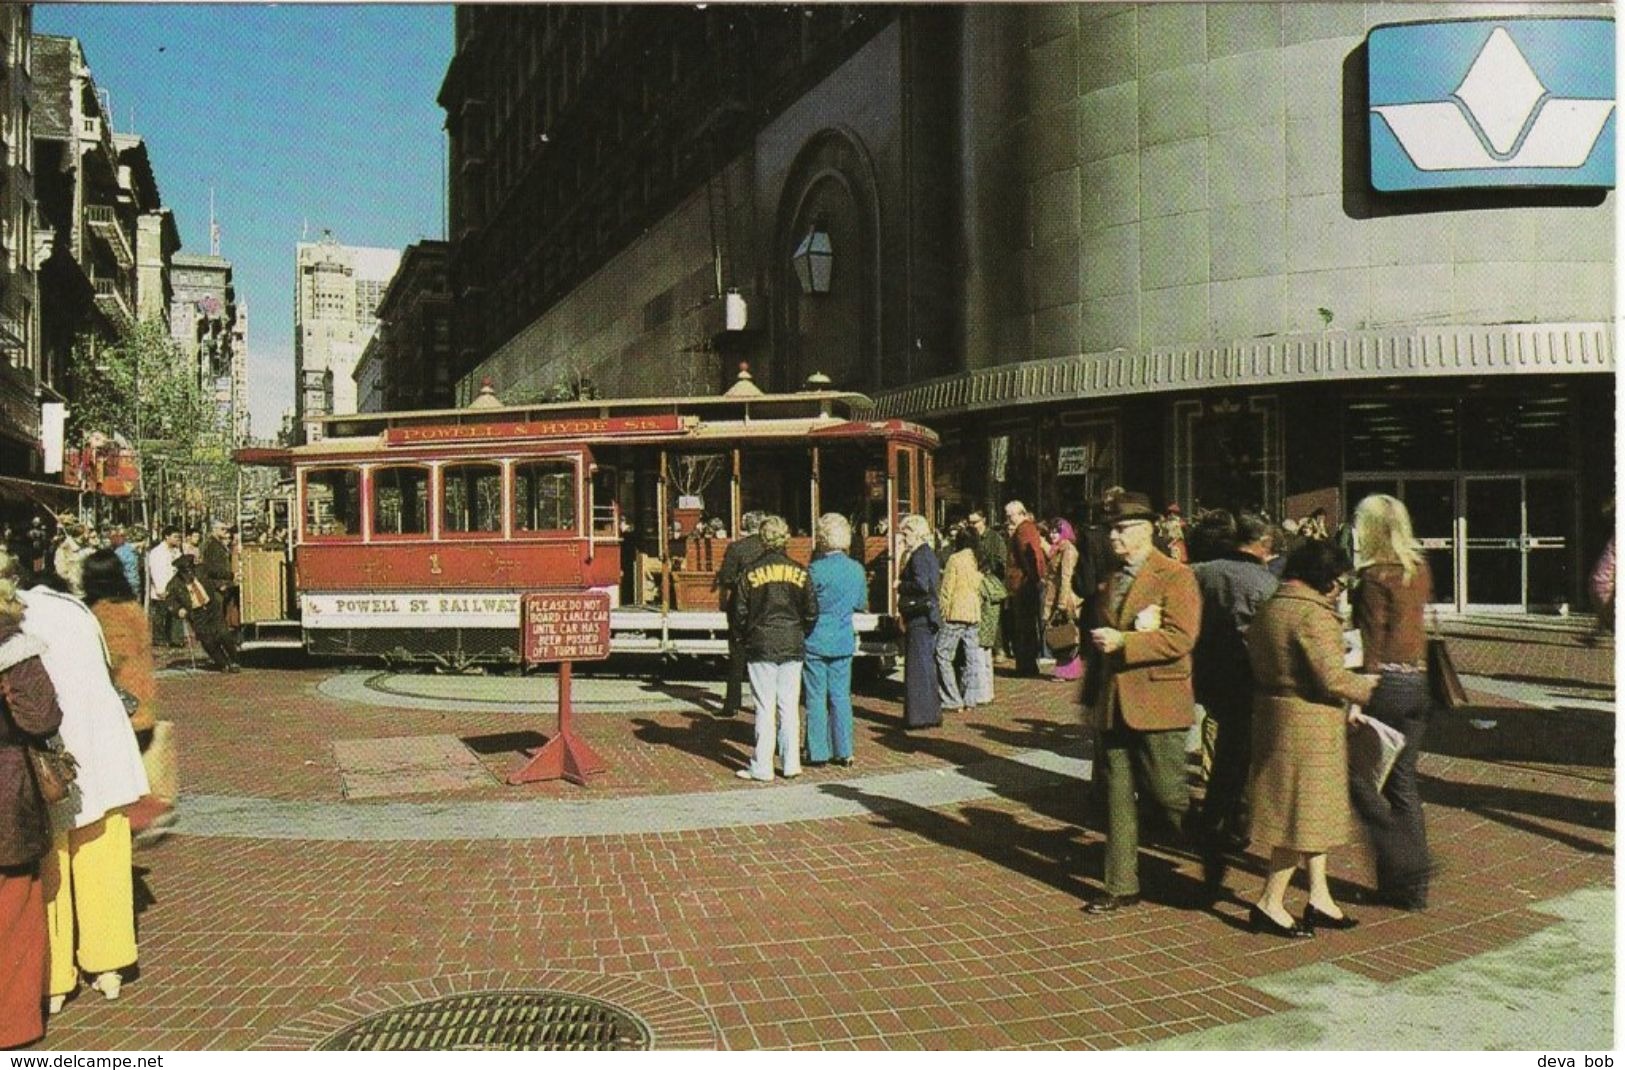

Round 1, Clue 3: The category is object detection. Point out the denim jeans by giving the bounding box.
[803,654,854,763]
[745,660,803,779]
[1349,669,1432,904]
[935,622,984,709]
[967,646,995,706]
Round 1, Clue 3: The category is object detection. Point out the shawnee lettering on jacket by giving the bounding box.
[736,551,819,663]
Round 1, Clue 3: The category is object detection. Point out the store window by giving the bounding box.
[1053,418,1118,523]
[1461,390,1573,471]
[1344,397,1458,472]
[1172,396,1282,515]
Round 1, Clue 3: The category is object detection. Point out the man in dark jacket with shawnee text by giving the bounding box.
[734,515,818,782]
[715,511,767,718]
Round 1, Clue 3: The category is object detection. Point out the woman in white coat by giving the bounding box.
[13,568,148,1010]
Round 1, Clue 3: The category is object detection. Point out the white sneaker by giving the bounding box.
[47,993,66,1014]
[90,972,121,1000]
[735,768,771,782]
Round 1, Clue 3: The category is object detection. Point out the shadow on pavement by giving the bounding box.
[1423,707,1615,770]
[819,781,1101,903]
[459,730,548,756]
[630,711,753,773]
[1418,772,1614,852]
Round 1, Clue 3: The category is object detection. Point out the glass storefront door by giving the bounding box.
[1525,477,1575,611]
[1345,473,1577,612]
[1463,477,1524,609]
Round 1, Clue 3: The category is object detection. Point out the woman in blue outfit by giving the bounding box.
[895,514,942,729]
[804,513,869,766]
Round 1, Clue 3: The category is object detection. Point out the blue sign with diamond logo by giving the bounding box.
[1368,18,1614,190]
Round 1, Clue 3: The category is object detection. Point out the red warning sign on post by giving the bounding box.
[521,592,611,664]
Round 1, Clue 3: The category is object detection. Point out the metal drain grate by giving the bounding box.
[316,990,654,1051]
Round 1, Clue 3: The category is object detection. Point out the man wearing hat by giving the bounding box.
[715,510,768,718]
[1079,490,1204,913]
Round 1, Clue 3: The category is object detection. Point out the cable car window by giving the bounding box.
[372,466,429,536]
[443,463,503,533]
[740,448,813,536]
[304,468,361,538]
[513,459,578,532]
[817,444,889,541]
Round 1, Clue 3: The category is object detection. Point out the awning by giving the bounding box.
[0,475,81,511]
[872,321,1614,421]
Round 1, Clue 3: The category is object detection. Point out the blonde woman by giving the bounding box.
[894,514,942,728]
[732,516,817,781]
[935,524,984,711]
[1350,494,1435,910]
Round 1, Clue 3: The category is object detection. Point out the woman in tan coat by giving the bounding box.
[1246,540,1376,938]
[1042,518,1083,681]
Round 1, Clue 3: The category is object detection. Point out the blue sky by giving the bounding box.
[33,4,452,440]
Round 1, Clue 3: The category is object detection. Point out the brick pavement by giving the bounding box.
[27,629,1614,1051]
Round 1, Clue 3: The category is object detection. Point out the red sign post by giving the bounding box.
[507,591,612,786]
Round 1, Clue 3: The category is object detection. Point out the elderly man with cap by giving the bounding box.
[198,520,241,671]
[715,511,768,718]
[1079,490,1206,913]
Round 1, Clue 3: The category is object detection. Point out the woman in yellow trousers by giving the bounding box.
[43,812,138,1006]
[15,573,148,1011]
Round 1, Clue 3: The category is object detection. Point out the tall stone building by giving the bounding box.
[230,298,249,443]
[169,252,237,437]
[118,133,180,330]
[0,7,41,477]
[292,232,399,441]
[353,238,450,413]
[444,4,1613,615]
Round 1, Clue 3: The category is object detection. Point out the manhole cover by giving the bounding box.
[316,990,653,1051]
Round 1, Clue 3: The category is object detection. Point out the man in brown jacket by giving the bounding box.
[1003,500,1047,676]
[1080,491,1204,913]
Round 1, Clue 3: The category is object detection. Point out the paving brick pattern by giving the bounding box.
[31,635,1615,1050]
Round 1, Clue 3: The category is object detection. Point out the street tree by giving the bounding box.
[64,317,235,528]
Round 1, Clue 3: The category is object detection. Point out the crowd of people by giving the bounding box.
[0,511,232,1047]
[0,515,243,674]
[716,486,1448,939]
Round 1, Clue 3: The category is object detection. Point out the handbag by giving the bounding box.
[26,734,79,805]
[142,720,178,805]
[1043,608,1080,654]
[1425,612,1468,710]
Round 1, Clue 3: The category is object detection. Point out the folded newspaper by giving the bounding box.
[1347,708,1406,794]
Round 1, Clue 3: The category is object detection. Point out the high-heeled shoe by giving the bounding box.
[1303,903,1359,930]
[1249,904,1314,939]
[89,971,122,1000]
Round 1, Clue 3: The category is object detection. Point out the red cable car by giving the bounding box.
[236,372,938,668]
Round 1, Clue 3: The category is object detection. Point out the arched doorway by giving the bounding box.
[772,129,881,395]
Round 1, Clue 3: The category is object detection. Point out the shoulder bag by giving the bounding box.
[1425,611,1468,710]
[27,733,79,805]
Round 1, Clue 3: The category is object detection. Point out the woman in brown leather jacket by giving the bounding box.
[0,554,66,1048]
[1351,494,1436,910]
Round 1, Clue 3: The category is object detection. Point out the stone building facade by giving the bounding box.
[292,233,399,441]
[352,239,450,413]
[0,8,40,476]
[444,4,1614,613]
